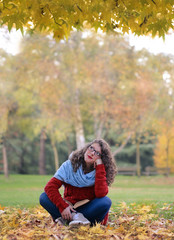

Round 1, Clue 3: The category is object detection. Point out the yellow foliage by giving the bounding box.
[153,123,174,173]
[89,223,105,234]
[115,224,125,233]
[0,204,174,239]
[0,106,8,136]
[0,204,5,210]
[137,205,152,214]
[0,0,173,39]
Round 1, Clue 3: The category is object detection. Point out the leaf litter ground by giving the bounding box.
[0,202,174,240]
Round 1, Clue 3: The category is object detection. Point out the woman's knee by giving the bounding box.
[97,196,112,211]
[39,192,47,206]
[103,196,112,210]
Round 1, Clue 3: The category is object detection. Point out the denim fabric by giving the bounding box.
[39,192,111,224]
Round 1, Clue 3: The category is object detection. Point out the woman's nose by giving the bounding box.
[91,151,95,156]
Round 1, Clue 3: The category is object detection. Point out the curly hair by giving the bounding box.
[70,139,117,186]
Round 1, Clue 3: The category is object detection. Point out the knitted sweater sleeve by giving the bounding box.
[44,177,69,213]
[95,164,108,197]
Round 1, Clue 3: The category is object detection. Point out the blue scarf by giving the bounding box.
[54,160,96,187]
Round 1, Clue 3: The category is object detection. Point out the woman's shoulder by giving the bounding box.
[68,151,74,160]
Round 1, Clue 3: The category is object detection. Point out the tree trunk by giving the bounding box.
[136,140,141,177]
[166,139,169,177]
[52,142,59,171]
[74,89,85,150]
[94,118,104,139]
[39,129,46,175]
[66,136,73,155]
[2,140,8,178]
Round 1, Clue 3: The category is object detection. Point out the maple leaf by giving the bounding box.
[0,204,5,210]
[0,0,173,39]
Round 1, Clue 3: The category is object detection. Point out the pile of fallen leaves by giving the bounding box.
[0,202,174,240]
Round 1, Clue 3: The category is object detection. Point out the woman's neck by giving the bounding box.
[83,162,94,174]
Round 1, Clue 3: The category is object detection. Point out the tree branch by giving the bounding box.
[112,133,132,157]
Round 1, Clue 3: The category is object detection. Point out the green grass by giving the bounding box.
[0,174,50,208]
[0,174,174,208]
[109,175,174,208]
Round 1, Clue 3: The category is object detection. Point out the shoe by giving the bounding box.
[55,217,69,226]
[69,212,90,226]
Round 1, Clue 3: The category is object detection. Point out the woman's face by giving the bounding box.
[84,143,101,167]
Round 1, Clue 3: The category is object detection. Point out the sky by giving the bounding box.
[127,32,174,56]
[0,28,22,55]
[0,28,174,56]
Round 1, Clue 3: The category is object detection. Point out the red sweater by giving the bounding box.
[44,164,109,223]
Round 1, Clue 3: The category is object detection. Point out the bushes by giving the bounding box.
[115,143,155,171]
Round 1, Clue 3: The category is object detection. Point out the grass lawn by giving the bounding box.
[110,175,174,208]
[0,174,174,208]
[1,174,174,239]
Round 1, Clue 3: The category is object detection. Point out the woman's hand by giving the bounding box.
[61,205,76,221]
[94,158,103,168]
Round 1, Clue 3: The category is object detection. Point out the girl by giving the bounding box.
[40,139,117,226]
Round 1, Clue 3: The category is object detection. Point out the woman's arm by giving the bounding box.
[94,162,108,197]
[44,177,69,213]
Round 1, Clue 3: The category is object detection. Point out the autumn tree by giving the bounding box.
[83,34,162,176]
[121,51,174,176]
[153,55,174,174]
[0,0,173,177]
[154,122,174,174]
[12,33,71,173]
[80,32,135,141]
[1,30,174,175]
[0,0,173,40]
[55,32,90,149]
[0,49,17,178]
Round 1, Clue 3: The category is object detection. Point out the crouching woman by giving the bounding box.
[39,139,117,226]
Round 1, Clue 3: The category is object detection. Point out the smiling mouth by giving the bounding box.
[88,155,92,159]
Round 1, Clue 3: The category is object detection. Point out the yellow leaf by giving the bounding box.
[2,236,8,240]
[137,205,152,214]
[130,203,136,206]
[89,223,105,234]
[79,225,90,231]
[137,234,148,240]
[18,209,22,215]
[0,204,5,210]
[120,201,127,208]
[115,225,125,233]
[124,233,132,240]
[76,234,86,240]
[139,215,148,221]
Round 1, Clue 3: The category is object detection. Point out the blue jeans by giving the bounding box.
[39,192,111,224]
